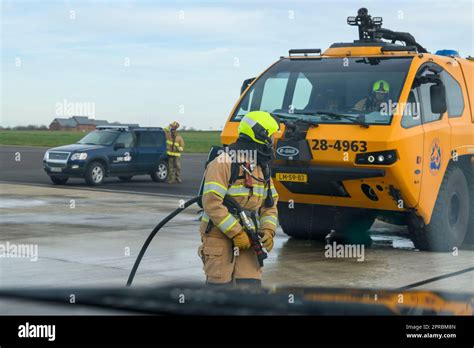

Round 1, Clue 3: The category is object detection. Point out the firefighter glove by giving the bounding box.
[232,231,251,250]
[259,229,274,252]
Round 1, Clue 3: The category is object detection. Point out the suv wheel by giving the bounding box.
[85,161,105,186]
[409,165,469,251]
[151,161,168,182]
[118,176,133,182]
[50,176,68,185]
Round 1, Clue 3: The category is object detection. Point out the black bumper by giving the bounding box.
[43,161,87,177]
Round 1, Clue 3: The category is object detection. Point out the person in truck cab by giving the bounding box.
[354,79,391,112]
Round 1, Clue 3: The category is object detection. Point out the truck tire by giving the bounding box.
[49,176,68,185]
[151,161,168,182]
[278,202,375,242]
[118,176,133,182]
[409,165,469,251]
[85,161,105,186]
[463,160,474,244]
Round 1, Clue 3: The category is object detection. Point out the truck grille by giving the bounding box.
[49,152,70,161]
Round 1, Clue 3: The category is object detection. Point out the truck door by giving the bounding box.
[108,131,137,174]
[135,131,164,172]
[417,66,452,223]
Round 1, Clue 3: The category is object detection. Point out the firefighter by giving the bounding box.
[165,121,184,184]
[354,79,391,112]
[198,111,280,287]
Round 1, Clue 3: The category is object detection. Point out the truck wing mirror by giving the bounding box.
[430,83,447,115]
[241,77,256,95]
[114,143,125,150]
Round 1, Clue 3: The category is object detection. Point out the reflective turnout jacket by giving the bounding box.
[165,129,184,157]
[200,152,279,239]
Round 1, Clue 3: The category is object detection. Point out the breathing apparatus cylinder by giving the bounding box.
[197,145,224,208]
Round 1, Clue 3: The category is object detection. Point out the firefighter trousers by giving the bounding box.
[198,230,262,284]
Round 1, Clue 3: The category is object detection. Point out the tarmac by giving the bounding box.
[1,183,472,293]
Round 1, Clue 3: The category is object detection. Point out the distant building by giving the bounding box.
[49,116,138,131]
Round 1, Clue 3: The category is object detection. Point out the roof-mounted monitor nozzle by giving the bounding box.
[346,7,427,53]
[347,8,383,41]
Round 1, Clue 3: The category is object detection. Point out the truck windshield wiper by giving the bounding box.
[270,112,320,127]
[295,111,370,128]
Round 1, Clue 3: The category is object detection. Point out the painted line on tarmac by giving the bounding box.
[0,180,194,199]
[397,267,474,290]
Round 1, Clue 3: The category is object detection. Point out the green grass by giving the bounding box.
[0,130,222,153]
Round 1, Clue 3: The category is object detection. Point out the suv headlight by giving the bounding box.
[71,152,88,161]
[356,150,397,165]
[43,152,49,160]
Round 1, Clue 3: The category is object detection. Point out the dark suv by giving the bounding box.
[43,126,168,185]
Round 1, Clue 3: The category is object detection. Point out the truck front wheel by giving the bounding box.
[278,202,375,242]
[462,160,473,244]
[409,165,469,251]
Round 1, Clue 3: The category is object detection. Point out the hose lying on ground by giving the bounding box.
[126,196,202,287]
[126,195,252,287]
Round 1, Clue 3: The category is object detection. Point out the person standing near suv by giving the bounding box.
[165,121,184,184]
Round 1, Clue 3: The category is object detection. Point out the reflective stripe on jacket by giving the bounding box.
[165,130,184,157]
[200,152,278,239]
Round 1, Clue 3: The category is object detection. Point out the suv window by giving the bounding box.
[137,131,162,147]
[77,130,118,145]
[418,70,442,124]
[115,132,135,147]
[440,70,464,118]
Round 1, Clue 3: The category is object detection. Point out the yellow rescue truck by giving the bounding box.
[221,8,474,251]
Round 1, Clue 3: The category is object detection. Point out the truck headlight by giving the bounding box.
[356,150,397,165]
[43,152,49,160]
[71,152,88,161]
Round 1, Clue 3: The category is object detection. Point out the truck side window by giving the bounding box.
[235,89,254,120]
[418,71,442,124]
[440,70,464,118]
[137,132,158,147]
[153,132,164,146]
[401,89,422,128]
[115,132,134,147]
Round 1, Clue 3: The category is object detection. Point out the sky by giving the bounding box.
[1,0,473,129]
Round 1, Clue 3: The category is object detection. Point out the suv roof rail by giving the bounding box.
[95,125,164,131]
[96,125,130,131]
[289,49,321,57]
[133,127,164,131]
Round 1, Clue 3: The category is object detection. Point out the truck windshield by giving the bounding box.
[233,57,413,125]
[77,130,119,145]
